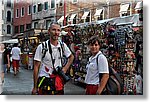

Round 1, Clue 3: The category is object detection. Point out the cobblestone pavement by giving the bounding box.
[1,67,85,95]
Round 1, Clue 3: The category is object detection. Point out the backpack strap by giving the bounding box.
[48,40,55,69]
[59,41,65,54]
[41,40,54,68]
[96,53,108,82]
[42,41,48,59]
[58,41,66,67]
[96,53,101,67]
[41,40,65,68]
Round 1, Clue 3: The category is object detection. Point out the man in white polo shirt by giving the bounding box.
[32,22,74,95]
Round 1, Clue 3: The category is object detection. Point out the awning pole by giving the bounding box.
[64,0,66,26]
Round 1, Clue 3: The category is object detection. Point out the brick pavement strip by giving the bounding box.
[2,67,85,95]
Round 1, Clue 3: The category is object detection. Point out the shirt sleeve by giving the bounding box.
[10,48,12,54]
[19,48,21,55]
[98,54,109,73]
[63,43,72,58]
[34,44,42,62]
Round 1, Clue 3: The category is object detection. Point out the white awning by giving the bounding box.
[81,11,89,19]
[60,30,68,36]
[135,1,143,10]
[57,15,68,23]
[2,39,18,43]
[70,14,77,20]
[119,3,130,13]
[94,9,103,17]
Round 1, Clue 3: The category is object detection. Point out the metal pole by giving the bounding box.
[107,0,110,19]
[64,0,66,26]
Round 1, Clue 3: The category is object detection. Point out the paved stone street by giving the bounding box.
[2,67,85,95]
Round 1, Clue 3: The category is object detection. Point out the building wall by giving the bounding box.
[13,1,32,36]
[56,0,141,25]
[109,4,120,18]
[0,1,4,39]
[32,0,56,29]
[1,0,13,41]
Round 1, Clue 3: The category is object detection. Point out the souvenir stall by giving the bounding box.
[72,22,108,84]
[71,16,143,95]
[113,23,136,95]
[19,29,47,69]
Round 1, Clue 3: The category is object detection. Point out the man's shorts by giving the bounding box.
[12,59,19,69]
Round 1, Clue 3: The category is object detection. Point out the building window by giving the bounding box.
[34,22,38,29]
[73,16,77,24]
[121,13,128,16]
[138,9,143,21]
[44,2,48,10]
[33,5,36,13]
[85,13,90,22]
[2,0,4,4]
[7,25,11,34]
[15,26,19,33]
[26,24,31,30]
[7,0,11,7]
[2,24,4,33]
[16,0,19,3]
[20,25,24,33]
[28,5,32,15]
[16,9,19,18]
[59,0,63,7]
[119,3,130,17]
[21,7,25,17]
[97,10,103,20]
[72,0,78,3]
[2,10,4,20]
[46,20,51,29]
[51,0,55,9]
[7,11,11,22]
[38,3,43,12]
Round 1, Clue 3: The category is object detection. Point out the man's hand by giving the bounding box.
[62,66,68,74]
[32,88,38,95]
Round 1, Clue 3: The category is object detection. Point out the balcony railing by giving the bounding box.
[32,8,56,20]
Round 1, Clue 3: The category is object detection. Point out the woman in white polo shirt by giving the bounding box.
[85,36,109,95]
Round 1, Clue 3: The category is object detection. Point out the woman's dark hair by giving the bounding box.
[87,35,101,46]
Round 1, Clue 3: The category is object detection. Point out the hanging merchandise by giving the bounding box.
[71,20,143,95]
[73,22,106,84]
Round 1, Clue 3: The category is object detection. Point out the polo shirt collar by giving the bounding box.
[89,51,102,61]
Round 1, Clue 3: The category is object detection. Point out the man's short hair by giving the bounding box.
[49,22,61,29]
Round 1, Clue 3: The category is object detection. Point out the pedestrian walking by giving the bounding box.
[32,22,74,95]
[10,43,21,76]
[84,36,109,95]
[0,43,10,81]
[0,43,5,94]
